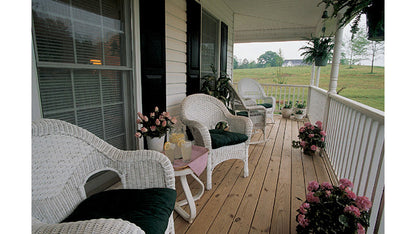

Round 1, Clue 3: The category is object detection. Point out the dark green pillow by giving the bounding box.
[209,129,248,149]
[258,103,272,108]
[62,188,176,234]
[236,111,248,117]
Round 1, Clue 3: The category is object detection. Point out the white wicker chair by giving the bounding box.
[180,94,253,190]
[237,78,276,123]
[228,82,268,144]
[32,119,175,234]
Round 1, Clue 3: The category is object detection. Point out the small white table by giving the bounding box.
[172,145,208,223]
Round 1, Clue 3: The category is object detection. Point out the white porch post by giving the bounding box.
[328,27,344,93]
[315,66,321,87]
[310,65,315,86]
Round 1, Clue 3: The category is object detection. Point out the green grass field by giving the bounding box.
[232,65,385,111]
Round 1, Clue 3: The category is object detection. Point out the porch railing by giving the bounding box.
[233,82,384,233]
[232,83,309,110]
[308,86,384,233]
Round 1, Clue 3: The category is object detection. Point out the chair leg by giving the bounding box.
[243,154,249,177]
[206,164,212,190]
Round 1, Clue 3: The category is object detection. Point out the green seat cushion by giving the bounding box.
[209,129,248,149]
[62,188,176,234]
[236,111,248,117]
[258,103,272,108]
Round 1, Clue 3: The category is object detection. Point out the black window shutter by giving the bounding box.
[186,0,201,96]
[139,0,166,114]
[220,22,228,74]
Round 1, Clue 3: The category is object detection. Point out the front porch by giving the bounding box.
[172,116,336,233]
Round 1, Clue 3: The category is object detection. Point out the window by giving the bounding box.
[32,0,134,150]
[201,10,219,77]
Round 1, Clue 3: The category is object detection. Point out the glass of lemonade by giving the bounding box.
[180,141,193,162]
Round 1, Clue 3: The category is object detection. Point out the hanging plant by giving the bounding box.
[300,36,334,67]
[318,0,384,41]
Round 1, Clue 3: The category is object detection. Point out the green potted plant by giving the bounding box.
[300,36,334,66]
[295,110,304,120]
[201,64,234,113]
[281,101,293,118]
[319,0,384,41]
[294,101,307,115]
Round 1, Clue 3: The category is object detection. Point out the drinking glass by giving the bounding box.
[181,141,193,162]
[164,143,176,163]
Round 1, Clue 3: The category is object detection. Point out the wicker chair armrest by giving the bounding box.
[226,115,253,140]
[110,150,175,190]
[181,119,212,150]
[263,96,276,107]
[245,105,267,112]
[33,218,145,234]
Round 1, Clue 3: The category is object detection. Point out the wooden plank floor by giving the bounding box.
[173,116,337,234]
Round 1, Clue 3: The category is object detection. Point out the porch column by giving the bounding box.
[310,65,315,86]
[328,26,344,93]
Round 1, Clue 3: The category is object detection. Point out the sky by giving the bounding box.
[233,16,385,67]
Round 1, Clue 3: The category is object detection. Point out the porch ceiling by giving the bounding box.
[223,0,338,43]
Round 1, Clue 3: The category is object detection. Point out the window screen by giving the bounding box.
[33,0,133,150]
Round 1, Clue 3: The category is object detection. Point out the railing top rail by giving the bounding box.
[232,82,309,88]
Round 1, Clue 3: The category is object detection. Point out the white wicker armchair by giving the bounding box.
[180,94,253,190]
[238,78,276,123]
[32,119,175,234]
[228,81,268,144]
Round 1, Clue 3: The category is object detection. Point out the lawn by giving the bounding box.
[232,65,384,111]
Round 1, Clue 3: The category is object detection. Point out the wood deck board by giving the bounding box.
[170,116,334,233]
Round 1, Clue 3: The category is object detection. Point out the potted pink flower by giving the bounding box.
[292,121,326,156]
[296,179,372,233]
[135,106,177,151]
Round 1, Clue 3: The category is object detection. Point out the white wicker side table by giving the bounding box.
[172,145,208,223]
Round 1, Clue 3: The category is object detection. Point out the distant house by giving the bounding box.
[282,59,309,67]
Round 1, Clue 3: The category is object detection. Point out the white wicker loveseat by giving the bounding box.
[180,94,253,190]
[32,119,176,233]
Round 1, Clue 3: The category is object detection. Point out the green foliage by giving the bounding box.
[201,64,234,113]
[295,101,306,109]
[282,101,293,109]
[295,110,303,115]
[300,36,334,65]
[257,50,284,68]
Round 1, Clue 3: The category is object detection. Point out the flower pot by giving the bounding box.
[315,55,328,66]
[146,135,165,152]
[281,108,292,118]
[303,149,316,156]
[295,114,303,120]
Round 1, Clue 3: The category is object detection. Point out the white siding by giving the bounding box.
[166,0,187,118]
[165,0,236,118]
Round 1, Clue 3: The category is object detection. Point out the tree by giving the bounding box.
[257,51,283,67]
[368,41,384,73]
[343,27,370,68]
[233,56,239,69]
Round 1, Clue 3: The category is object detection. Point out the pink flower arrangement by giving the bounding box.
[292,121,326,156]
[296,178,372,233]
[135,106,177,138]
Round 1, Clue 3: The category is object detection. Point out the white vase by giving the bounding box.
[146,135,165,152]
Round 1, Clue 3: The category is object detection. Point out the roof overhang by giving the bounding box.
[223,0,339,43]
